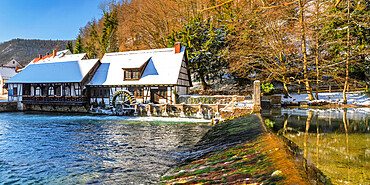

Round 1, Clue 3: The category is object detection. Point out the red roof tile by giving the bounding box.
[32,54,53,63]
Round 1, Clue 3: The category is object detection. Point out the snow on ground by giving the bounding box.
[281,107,370,121]
[0,95,8,102]
[281,91,370,106]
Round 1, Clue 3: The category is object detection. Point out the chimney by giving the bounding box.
[174,43,181,54]
[39,55,42,59]
[52,50,57,58]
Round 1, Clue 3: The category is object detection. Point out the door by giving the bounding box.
[150,89,159,104]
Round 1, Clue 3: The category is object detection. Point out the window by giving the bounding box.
[22,84,31,95]
[159,87,167,98]
[135,88,143,97]
[124,70,140,80]
[35,87,42,96]
[104,89,110,97]
[48,87,54,96]
[55,86,61,96]
[13,87,18,97]
[91,89,96,97]
[125,70,132,80]
[75,86,81,96]
[65,86,70,96]
[132,71,139,79]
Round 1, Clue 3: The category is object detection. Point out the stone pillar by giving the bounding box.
[180,103,186,118]
[196,103,203,118]
[163,103,169,117]
[147,103,152,117]
[134,103,138,116]
[214,102,220,119]
[253,80,261,111]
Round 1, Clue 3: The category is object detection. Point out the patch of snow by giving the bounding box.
[281,107,370,121]
[281,91,370,106]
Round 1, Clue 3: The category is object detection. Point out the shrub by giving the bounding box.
[261,83,274,94]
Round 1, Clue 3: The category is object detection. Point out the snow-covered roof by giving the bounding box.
[88,47,187,86]
[0,67,17,80]
[5,59,99,84]
[38,52,87,63]
[5,58,23,68]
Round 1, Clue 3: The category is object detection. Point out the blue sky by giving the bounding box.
[0,0,104,43]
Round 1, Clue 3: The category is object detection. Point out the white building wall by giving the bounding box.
[71,85,75,96]
[7,83,22,102]
[177,86,188,95]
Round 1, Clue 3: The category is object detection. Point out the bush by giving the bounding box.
[261,83,274,94]
[365,88,370,96]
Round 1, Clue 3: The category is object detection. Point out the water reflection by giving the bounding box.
[0,112,211,184]
[262,108,370,184]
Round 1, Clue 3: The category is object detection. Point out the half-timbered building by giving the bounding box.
[5,45,191,112]
[87,43,191,108]
[5,59,100,110]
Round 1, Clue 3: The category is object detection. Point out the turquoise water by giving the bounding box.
[0,112,211,184]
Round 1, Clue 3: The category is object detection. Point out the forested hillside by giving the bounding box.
[0,39,70,66]
[70,0,370,102]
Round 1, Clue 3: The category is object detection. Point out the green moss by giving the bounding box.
[160,114,292,184]
[160,172,186,181]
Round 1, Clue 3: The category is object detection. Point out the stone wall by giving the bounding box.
[24,104,89,113]
[0,102,18,112]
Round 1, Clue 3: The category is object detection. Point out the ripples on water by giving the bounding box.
[0,112,211,184]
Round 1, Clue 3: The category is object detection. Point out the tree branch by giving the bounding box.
[260,0,298,9]
[200,0,233,12]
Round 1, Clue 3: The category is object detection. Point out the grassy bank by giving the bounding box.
[160,114,310,184]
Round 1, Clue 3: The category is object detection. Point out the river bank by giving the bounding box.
[281,91,370,107]
[159,114,314,184]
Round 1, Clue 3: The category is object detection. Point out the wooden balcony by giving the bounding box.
[22,95,88,105]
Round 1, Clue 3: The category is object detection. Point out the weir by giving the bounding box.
[6,81,264,119]
[90,81,262,119]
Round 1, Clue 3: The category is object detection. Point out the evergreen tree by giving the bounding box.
[66,41,73,53]
[168,15,229,90]
[322,0,370,85]
[101,8,119,56]
[74,35,84,54]
[85,21,98,59]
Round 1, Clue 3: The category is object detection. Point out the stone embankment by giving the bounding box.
[0,102,17,112]
[160,114,316,184]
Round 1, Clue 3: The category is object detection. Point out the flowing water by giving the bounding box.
[0,112,211,184]
[262,108,370,184]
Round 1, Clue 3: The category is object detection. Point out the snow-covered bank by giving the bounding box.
[281,107,370,121]
[281,91,370,106]
[0,95,8,102]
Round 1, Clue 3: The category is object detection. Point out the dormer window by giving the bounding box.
[122,57,152,81]
[124,70,140,80]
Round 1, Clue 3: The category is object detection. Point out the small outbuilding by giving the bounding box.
[4,58,23,68]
